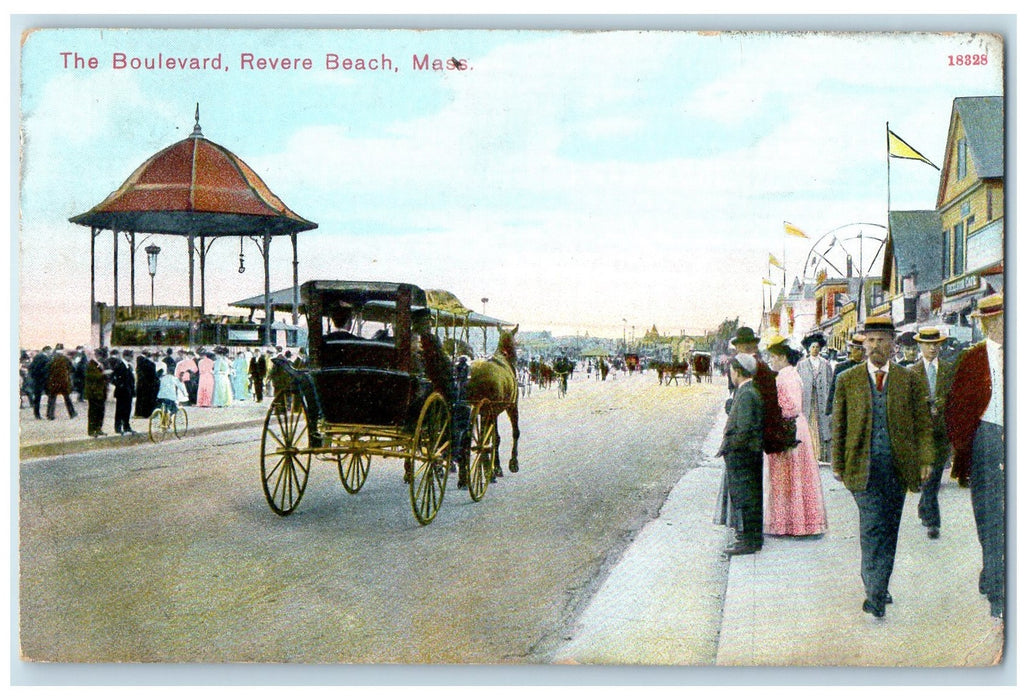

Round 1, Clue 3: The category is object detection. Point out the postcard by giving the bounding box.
[14,21,1008,681]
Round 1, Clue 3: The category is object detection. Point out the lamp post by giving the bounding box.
[145,244,161,307]
[481,297,490,354]
[622,318,627,353]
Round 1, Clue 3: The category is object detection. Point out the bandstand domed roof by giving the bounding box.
[70,108,317,237]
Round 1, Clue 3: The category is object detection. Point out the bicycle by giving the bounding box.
[148,403,189,442]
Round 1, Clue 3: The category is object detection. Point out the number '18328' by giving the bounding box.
[949,54,988,66]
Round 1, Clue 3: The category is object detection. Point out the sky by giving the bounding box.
[16,25,1005,349]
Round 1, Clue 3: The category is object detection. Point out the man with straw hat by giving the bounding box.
[945,292,1005,620]
[910,327,954,541]
[832,315,933,618]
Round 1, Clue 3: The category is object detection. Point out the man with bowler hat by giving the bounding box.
[911,327,954,540]
[945,293,1005,620]
[832,316,933,618]
[718,353,765,556]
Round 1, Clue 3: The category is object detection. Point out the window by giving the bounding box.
[953,222,965,275]
[957,138,968,179]
[943,228,951,278]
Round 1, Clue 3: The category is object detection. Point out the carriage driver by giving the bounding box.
[412,307,455,403]
[325,302,358,341]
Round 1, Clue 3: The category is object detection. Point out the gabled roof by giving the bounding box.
[956,96,1004,178]
[887,210,944,291]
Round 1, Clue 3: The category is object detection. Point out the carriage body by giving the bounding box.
[259,280,489,525]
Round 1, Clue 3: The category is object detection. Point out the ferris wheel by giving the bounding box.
[801,222,888,282]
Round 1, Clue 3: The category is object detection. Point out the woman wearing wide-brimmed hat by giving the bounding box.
[764,335,827,536]
[797,331,833,462]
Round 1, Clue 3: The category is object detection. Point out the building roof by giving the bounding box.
[887,210,944,290]
[70,111,317,236]
[955,96,1004,179]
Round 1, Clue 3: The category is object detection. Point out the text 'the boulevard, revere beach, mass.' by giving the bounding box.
[59,51,472,72]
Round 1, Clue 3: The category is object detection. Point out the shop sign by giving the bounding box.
[944,273,980,296]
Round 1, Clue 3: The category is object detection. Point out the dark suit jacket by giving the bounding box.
[719,380,764,458]
[831,362,934,493]
[945,342,996,484]
[909,356,953,444]
[826,359,860,414]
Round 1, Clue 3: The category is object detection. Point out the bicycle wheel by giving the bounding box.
[173,408,189,438]
[148,408,168,443]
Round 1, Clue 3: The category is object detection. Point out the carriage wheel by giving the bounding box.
[260,390,311,516]
[466,401,498,502]
[408,392,452,525]
[338,450,371,494]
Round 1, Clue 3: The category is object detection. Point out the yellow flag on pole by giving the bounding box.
[783,221,809,239]
[769,253,784,270]
[762,277,775,286]
[888,129,940,170]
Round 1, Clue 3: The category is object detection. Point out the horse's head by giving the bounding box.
[496,325,518,366]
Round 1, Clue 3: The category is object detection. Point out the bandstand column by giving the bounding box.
[199,234,206,315]
[263,229,273,346]
[129,231,136,315]
[112,229,119,325]
[291,232,299,327]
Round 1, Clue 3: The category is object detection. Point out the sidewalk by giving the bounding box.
[554,409,1007,668]
[16,398,269,460]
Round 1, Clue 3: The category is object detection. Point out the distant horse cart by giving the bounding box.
[259,281,515,525]
[655,360,690,385]
[690,352,713,383]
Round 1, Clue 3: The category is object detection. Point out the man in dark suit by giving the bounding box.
[718,353,765,556]
[911,327,954,540]
[110,349,137,435]
[827,333,865,415]
[945,293,1004,620]
[249,349,268,403]
[27,346,52,419]
[832,316,933,618]
[84,347,111,437]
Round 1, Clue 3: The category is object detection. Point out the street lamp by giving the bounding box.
[481,297,490,354]
[622,318,627,352]
[145,244,161,307]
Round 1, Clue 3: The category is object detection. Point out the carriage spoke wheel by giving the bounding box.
[467,402,497,502]
[260,391,311,516]
[338,448,371,494]
[409,392,452,525]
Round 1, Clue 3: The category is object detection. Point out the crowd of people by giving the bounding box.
[716,292,1004,624]
[19,344,309,437]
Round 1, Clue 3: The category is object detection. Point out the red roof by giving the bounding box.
[70,132,316,236]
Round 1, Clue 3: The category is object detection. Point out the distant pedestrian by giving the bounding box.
[84,348,111,437]
[764,336,826,537]
[827,334,866,415]
[831,316,933,618]
[212,348,233,407]
[249,349,267,403]
[134,351,160,419]
[72,346,87,402]
[110,349,136,434]
[910,328,954,541]
[232,351,251,401]
[27,346,52,419]
[945,293,1005,620]
[175,351,199,405]
[45,345,77,420]
[717,353,765,556]
[196,352,215,407]
[797,332,833,463]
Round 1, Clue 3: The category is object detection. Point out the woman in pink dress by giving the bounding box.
[196,352,216,408]
[764,337,827,536]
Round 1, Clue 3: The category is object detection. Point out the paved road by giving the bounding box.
[19,372,725,663]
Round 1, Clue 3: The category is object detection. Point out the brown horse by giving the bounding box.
[466,325,520,477]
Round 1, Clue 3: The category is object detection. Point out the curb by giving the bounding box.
[19,418,266,460]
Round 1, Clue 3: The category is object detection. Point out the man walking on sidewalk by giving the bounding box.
[832,316,933,618]
[945,293,1005,620]
[717,353,765,556]
[911,328,953,540]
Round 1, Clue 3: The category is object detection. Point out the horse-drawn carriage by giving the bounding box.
[259,280,516,525]
[690,351,713,383]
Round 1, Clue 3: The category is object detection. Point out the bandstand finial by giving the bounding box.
[191,103,203,138]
